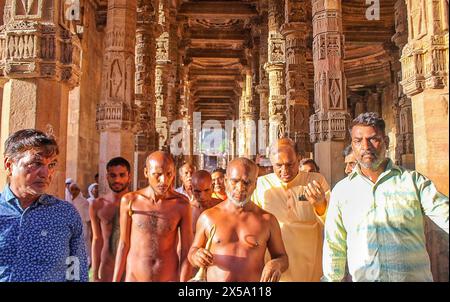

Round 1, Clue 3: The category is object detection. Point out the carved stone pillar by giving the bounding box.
[256,11,269,156]
[134,0,157,189]
[264,0,286,147]
[166,10,179,142]
[64,1,107,196]
[237,78,245,157]
[400,0,449,196]
[391,0,415,169]
[96,0,137,194]
[0,0,81,198]
[240,68,255,158]
[310,0,349,187]
[250,36,261,156]
[281,0,310,155]
[178,64,193,164]
[154,0,172,150]
[400,0,449,282]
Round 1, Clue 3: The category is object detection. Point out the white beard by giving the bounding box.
[226,191,250,208]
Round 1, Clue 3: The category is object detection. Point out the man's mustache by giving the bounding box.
[362,151,377,157]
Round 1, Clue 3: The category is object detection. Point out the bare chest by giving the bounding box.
[131,208,180,235]
[97,202,119,224]
[212,219,269,250]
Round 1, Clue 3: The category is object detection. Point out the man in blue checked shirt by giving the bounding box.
[0,129,88,282]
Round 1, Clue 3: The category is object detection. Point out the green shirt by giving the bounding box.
[323,159,449,282]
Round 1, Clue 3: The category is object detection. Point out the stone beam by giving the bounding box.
[178,1,258,18]
[189,30,248,43]
[194,90,237,98]
[186,49,245,60]
[189,68,241,76]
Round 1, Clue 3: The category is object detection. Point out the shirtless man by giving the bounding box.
[188,158,289,282]
[89,157,131,282]
[191,170,222,233]
[113,151,193,282]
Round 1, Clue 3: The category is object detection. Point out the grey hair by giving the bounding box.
[4,129,59,159]
[349,112,386,134]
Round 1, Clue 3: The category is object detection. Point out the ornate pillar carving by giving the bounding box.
[177,62,193,164]
[0,0,81,197]
[167,9,179,139]
[400,0,449,282]
[96,0,137,194]
[256,10,269,156]
[264,0,286,147]
[241,67,255,158]
[154,0,169,150]
[400,0,449,196]
[310,0,349,186]
[134,0,157,189]
[392,0,415,169]
[281,0,310,155]
[154,0,178,151]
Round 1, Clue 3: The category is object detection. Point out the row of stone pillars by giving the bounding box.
[0,0,448,197]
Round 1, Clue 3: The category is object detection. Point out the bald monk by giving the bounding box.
[90,157,131,282]
[188,158,288,282]
[112,151,193,282]
[190,170,222,232]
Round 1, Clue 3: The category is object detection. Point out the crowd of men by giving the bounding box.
[0,112,448,282]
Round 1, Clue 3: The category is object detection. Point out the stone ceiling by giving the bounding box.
[92,0,397,123]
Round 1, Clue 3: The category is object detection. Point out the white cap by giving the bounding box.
[65,178,73,184]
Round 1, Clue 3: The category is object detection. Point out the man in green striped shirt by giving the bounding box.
[323,112,449,282]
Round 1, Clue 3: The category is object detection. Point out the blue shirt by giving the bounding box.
[0,186,89,282]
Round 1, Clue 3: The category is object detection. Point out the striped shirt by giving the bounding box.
[322,159,449,282]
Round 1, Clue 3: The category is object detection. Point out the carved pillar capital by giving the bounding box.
[400,0,448,97]
[0,1,81,87]
[135,1,157,152]
[96,102,137,132]
[310,0,347,143]
[96,0,138,133]
[392,0,408,51]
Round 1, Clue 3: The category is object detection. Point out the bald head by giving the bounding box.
[269,138,300,183]
[225,157,258,207]
[226,158,258,179]
[144,151,175,196]
[191,170,214,204]
[146,151,175,169]
[269,138,299,158]
[192,170,212,188]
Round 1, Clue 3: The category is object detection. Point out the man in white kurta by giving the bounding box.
[252,139,330,281]
[69,183,92,265]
